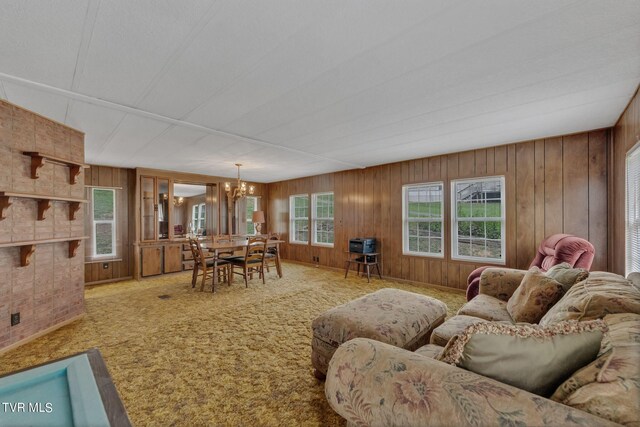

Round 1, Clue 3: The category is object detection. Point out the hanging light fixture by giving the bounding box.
[224,163,255,201]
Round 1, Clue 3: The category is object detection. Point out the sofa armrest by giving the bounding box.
[479,267,527,301]
[325,338,615,427]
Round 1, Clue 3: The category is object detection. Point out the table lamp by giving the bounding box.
[252,210,265,234]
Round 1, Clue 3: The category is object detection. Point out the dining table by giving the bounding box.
[201,239,284,284]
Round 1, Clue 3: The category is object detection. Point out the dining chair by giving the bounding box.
[188,238,230,292]
[229,236,267,287]
[264,233,281,276]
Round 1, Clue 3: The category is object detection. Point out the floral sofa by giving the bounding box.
[325,270,640,426]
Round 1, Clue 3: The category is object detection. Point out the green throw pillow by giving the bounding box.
[545,263,589,292]
[438,320,606,397]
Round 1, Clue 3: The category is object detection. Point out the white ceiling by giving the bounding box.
[0,0,639,183]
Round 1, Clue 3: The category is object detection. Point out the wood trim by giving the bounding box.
[0,313,85,355]
[85,276,133,286]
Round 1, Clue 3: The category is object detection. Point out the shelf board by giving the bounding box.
[0,236,89,266]
[22,151,89,184]
[0,191,87,221]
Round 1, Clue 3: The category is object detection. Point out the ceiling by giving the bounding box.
[1,1,639,183]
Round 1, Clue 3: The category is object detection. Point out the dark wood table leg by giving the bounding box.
[365,264,371,283]
[375,262,382,279]
[344,259,351,278]
[275,247,283,277]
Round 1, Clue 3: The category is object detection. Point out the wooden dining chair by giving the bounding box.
[188,238,230,292]
[264,233,281,276]
[229,236,267,287]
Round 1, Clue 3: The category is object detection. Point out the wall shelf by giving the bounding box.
[0,191,87,221]
[0,236,89,266]
[22,151,89,184]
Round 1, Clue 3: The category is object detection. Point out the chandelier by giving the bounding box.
[173,197,184,207]
[224,163,254,201]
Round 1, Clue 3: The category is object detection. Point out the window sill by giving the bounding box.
[85,258,123,264]
[402,251,444,259]
[451,255,506,265]
[289,241,309,245]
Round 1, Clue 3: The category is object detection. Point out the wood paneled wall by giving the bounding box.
[84,165,136,285]
[0,99,85,351]
[267,130,610,290]
[611,87,640,275]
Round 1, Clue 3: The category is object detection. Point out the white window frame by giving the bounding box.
[626,143,640,275]
[312,192,334,247]
[451,176,506,264]
[91,188,116,258]
[289,194,309,244]
[192,203,205,232]
[246,196,260,235]
[402,182,444,258]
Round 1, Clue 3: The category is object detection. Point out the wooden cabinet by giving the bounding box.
[141,246,163,277]
[163,244,183,273]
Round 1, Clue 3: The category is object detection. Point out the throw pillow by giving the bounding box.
[507,267,565,323]
[438,320,606,397]
[540,271,640,326]
[545,262,589,292]
[551,313,640,426]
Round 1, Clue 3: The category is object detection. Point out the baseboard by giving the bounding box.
[85,276,133,287]
[0,313,86,355]
[281,259,465,294]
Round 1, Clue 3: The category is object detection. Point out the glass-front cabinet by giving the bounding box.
[140,176,170,242]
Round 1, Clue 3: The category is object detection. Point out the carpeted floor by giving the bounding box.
[0,262,465,426]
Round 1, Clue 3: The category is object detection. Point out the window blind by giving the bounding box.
[626,145,640,275]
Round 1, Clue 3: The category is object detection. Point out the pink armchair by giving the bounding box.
[465,234,595,301]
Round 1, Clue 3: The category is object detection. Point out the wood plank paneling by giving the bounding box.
[516,141,535,269]
[267,129,611,290]
[611,87,640,274]
[84,165,135,284]
[562,133,590,239]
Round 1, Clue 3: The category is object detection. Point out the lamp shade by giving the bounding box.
[252,210,265,224]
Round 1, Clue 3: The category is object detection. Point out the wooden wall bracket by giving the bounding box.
[22,152,88,184]
[0,196,12,220]
[69,165,82,185]
[68,240,81,258]
[20,245,35,267]
[37,199,52,221]
[69,202,82,221]
[29,155,45,179]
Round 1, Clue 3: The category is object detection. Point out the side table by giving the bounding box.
[344,252,382,283]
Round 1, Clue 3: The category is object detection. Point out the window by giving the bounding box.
[192,203,205,232]
[290,194,309,243]
[626,145,640,275]
[402,183,444,257]
[246,196,259,235]
[91,188,116,257]
[312,192,334,246]
[452,176,505,263]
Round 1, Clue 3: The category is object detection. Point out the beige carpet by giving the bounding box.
[0,262,465,426]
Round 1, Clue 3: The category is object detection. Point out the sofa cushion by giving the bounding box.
[507,267,565,323]
[457,294,513,322]
[414,343,444,359]
[430,315,488,347]
[545,262,589,292]
[438,320,606,397]
[540,271,640,326]
[551,313,640,426]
